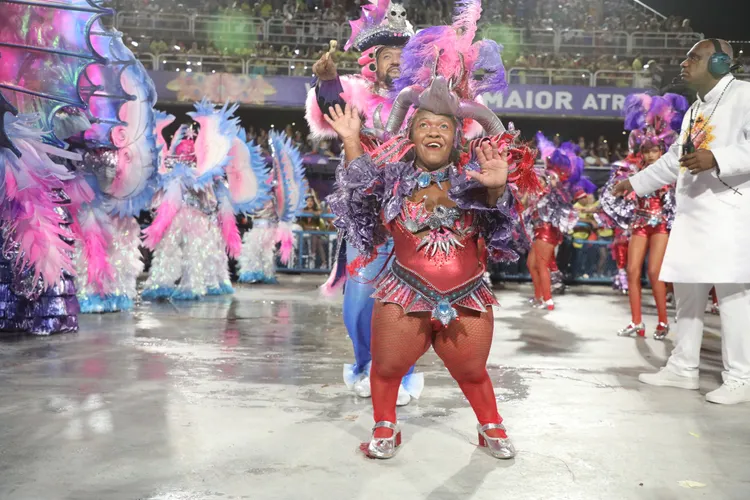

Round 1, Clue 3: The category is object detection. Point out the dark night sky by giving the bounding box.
[644,0,748,42]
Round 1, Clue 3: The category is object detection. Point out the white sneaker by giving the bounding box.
[638,368,699,390]
[706,379,750,405]
[353,375,372,398]
[396,385,411,407]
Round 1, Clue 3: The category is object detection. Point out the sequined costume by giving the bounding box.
[594,161,634,291]
[238,208,279,284]
[525,135,588,308]
[238,131,308,285]
[328,0,541,459]
[142,100,271,301]
[0,0,119,333]
[64,25,159,313]
[601,93,686,339]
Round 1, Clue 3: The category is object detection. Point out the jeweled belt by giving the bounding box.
[389,261,487,326]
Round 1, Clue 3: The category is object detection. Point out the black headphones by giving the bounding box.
[708,38,732,78]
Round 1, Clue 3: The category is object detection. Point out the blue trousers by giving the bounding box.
[343,240,415,379]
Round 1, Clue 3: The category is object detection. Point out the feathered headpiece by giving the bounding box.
[385,0,507,136]
[536,133,576,182]
[346,0,414,53]
[623,93,688,153]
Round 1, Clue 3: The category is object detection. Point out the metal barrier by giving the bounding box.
[115,12,703,59]
[246,57,359,77]
[191,15,265,46]
[507,68,593,86]
[492,238,621,285]
[142,53,366,76]
[277,230,338,274]
[137,52,158,71]
[593,70,652,88]
[266,19,340,48]
[630,31,702,57]
[158,55,245,74]
[275,229,627,287]
[558,30,630,56]
[115,11,192,40]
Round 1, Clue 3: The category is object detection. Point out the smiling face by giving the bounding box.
[410,110,456,171]
[375,47,402,87]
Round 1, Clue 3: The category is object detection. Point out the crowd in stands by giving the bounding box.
[117,0,694,34]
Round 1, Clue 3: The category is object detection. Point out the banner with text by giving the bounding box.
[150,71,641,118]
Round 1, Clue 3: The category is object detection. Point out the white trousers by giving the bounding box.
[667,283,750,382]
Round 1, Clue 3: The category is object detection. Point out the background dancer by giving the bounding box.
[0,0,116,334]
[604,93,686,339]
[527,135,581,311]
[143,100,270,300]
[238,131,307,285]
[67,26,159,313]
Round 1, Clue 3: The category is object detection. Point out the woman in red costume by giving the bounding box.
[525,135,582,311]
[326,5,540,459]
[601,93,687,340]
[597,161,638,294]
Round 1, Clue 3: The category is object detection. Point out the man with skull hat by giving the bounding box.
[308,1,423,406]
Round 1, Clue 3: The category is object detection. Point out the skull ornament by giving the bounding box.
[386,2,408,30]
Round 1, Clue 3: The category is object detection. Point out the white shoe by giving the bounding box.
[353,375,372,398]
[396,385,411,406]
[638,368,699,390]
[706,379,750,405]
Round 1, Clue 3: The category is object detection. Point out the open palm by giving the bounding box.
[323,103,361,141]
[468,140,509,189]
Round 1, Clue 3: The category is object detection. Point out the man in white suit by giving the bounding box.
[615,39,750,405]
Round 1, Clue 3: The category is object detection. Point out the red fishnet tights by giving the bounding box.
[369,302,505,439]
[527,239,555,301]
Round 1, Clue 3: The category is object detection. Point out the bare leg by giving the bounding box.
[626,235,648,324]
[647,233,669,324]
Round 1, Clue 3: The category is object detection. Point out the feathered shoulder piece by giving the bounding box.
[346,0,414,52]
[624,93,688,152]
[187,98,240,176]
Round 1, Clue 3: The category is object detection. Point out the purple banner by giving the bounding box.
[149,71,641,118]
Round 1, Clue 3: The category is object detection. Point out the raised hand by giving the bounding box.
[312,50,338,81]
[323,104,362,141]
[467,140,509,189]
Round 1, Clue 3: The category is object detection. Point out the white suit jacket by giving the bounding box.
[630,75,750,283]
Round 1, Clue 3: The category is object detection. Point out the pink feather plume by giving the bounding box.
[218,203,242,258]
[276,222,295,265]
[77,207,115,294]
[319,266,346,297]
[2,164,74,287]
[142,183,181,249]
[452,0,482,46]
[65,176,115,294]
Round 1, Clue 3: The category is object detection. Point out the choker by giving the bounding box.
[416,165,452,189]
